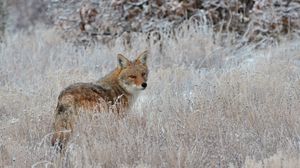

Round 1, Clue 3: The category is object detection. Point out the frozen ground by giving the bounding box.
[1,23,300,167]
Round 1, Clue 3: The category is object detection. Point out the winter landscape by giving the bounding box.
[1,0,300,167]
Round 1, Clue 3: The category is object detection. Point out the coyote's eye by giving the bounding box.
[129,75,137,79]
[141,72,146,76]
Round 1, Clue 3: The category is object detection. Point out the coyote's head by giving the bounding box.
[117,51,149,95]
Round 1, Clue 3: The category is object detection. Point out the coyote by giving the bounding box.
[51,51,149,148]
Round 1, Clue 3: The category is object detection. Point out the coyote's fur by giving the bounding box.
[51,51,149,148]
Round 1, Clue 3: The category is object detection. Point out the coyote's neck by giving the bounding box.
[102,68,122,84]
[97,68,133,99]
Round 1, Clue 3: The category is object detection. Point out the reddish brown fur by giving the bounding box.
[51,51,149,149]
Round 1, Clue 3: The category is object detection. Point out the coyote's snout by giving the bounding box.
[51,51,149,149]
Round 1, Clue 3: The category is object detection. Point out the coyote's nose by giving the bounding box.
[141,83,147,88]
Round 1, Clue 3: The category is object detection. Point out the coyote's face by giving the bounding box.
[117,51,149,95]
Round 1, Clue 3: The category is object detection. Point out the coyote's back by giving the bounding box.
[51,51,149,149]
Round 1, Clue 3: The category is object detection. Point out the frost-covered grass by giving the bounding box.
[1,23,300,167]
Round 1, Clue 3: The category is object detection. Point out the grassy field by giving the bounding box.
[1,23,300,167]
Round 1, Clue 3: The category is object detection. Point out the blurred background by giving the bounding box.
[1,0,299,45]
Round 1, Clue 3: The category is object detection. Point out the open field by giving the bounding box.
[1,23,300,167]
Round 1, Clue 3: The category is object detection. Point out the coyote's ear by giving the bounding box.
[136,50,148,65]
[117,54,130,68]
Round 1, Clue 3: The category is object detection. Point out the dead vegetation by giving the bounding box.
[1,1,300,167]
[1,24,300,167]
[45,0,300,46]
[2,0,299,46]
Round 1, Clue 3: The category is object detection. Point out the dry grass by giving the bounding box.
[1,23,300,167]
[245,151,300,168]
